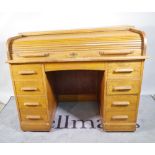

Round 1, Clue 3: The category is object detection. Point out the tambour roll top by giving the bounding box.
[7,26,147,63]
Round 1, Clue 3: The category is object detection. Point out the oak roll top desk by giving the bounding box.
[7,26,147,132]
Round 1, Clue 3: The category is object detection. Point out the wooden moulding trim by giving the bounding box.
[24,102,40,106]
[26,115,41,120]
[7,56,148,64]
[111,115,129,120]
[112,101,130,106]
[18,70,36,75]
[113,86,132,91]
[21,87,38,91]
[18,26,135,36]
[17,53,49,58]
[114,68,134,73]
[129,28,147,56]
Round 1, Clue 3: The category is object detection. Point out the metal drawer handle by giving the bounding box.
[113,86,132,91]
[18,70,36,75]
[112,101,130,106]
[17,53,49,58]
[26,115,41,120]
[21,87,38,91]
[114,68,134,73]
[99,51,133,56]
[112,115,128,120]
[24,102,40,106]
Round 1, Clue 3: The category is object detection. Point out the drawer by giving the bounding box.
[107,80,140,95]
[11,64,43,80]
[12,49,141,61]
[17,96,47,109]
[104,123,136,131]
[105,95,138,111]
[105,111,137,123]
[20,109,48,122]
[14,81,45,95]
[107,62,141,78]
[20,121,51,131]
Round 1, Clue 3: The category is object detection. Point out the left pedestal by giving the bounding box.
[10,64,57,131]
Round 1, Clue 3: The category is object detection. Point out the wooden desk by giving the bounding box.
[7,26,147,131]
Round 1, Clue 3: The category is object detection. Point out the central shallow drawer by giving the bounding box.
[14,81,45,95]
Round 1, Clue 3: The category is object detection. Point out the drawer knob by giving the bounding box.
[18,70,36,75]
[113,86,132,91]
[24,102,40,106]
[112,101,130,106]
[112,115,128,120]
[21,87,38,91]
[114,68,134,73]
[26,115,41,120]
[17,53,49,58]
[99,51,133,56]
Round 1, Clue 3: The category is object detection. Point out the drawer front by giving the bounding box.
[20,121,51,131]
[12,49,141,61]
[20,109,48,122]
[104,123,136,131]
[14,81,45,95]
[105,111,136,123]
[11,64,43,80]
[105,95,138,111]
[17,96,47,109]
[107,80,140,95]
[107,62,141,78]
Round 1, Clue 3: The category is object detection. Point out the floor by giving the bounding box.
[0,95,155,143]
